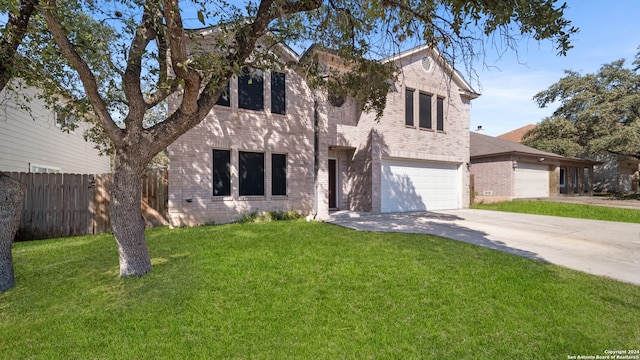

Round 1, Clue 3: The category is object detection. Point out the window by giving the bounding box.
[559,168,566,187]
[419,92,432,129]
[271,72,286,115]
[436,97,444,131]
[405,89,414,126]
[213,150,231,196]
[30,163,61,173]
[272,154,287,196]
[239,151,264,196]
[55,105,77,131]
[216,80,230,107]
[238,67,264,111]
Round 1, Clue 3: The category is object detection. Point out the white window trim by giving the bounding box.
[30,163,61,173]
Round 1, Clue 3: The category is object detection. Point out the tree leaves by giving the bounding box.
[527,48,640,159]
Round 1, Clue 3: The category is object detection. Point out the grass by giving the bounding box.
[471,200,640,223]
[1,220,639,359]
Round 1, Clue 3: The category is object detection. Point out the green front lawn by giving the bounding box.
[1,221,639,359]
[472,200,640,223]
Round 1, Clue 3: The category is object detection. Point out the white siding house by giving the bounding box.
[0,86,110,174]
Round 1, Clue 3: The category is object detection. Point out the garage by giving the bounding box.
[514,162,550,198]
[381,159,460,212]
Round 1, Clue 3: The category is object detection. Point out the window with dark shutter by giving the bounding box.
[238,67,264,111]
[239,151,264,196]
[405,89,414,126]
[271,72,286,115]
[419,92,432,129]
[213,149,231,196]
[436,97,444,131]
[271,153,287,196]
[216,80,230,107]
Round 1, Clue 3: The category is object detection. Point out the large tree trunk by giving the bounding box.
[110,162,152,277]
[0,174,26,292]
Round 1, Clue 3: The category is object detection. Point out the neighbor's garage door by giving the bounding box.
[381,159,460,212]
[514,162,550,198]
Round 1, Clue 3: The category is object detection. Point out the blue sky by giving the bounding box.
[3,0,636,138]
[470,0,640,136]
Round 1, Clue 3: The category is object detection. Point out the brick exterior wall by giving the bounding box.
[168,45,476,225]
[469,157,514,203]
[168,67,316,226]
[333,48,473,212]
[470,153,594,203]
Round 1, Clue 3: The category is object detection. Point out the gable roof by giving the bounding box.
[187,27,301,63]
[497,124,537,143]
[470,132,598,165]
[300,44,480,99]
[385,45,479,99]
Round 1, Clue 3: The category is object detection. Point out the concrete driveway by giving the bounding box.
[326,210,640,286]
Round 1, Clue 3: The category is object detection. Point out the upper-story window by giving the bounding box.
[216,80,231,107]
[419,92,432,129]
[436,97,444,131]
[54,105,77,132]
[271,72,286,115]
[405,88,414,126]
[238,67,264,111]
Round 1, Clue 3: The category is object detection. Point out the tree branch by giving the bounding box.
[40,0,123,145]
[0,0,38,92]
[123,0,161,125]
[150,0,322,153]
[163,0,201,116]
[145,13,179,107]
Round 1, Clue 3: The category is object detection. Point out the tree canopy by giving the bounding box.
[525,47,640,159]
[1,0,579,277]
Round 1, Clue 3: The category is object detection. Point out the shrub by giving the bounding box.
[239,210,302,223]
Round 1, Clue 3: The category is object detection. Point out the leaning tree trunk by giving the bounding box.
[0,174,26,292]
[110,162,152,277]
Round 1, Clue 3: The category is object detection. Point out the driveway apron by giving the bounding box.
[327,209,640,286]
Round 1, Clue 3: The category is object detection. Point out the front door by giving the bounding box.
[328,159,337,209]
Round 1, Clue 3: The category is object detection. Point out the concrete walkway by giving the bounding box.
[326,210,640,286]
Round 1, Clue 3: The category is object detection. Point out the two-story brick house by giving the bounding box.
[167,39,479,226]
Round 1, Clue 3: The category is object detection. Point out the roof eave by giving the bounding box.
[471,151,601,165]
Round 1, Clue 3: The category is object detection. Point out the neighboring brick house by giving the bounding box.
[497,124,640,194]
[167,40,479,226]
[470,132,599,203]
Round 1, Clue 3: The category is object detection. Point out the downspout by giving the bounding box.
[313,90,319,218]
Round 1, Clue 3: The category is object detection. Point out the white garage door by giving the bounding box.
[515,163,550,198]
[381,159,460,212]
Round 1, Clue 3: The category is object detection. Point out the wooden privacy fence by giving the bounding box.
[2,170,168,241]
